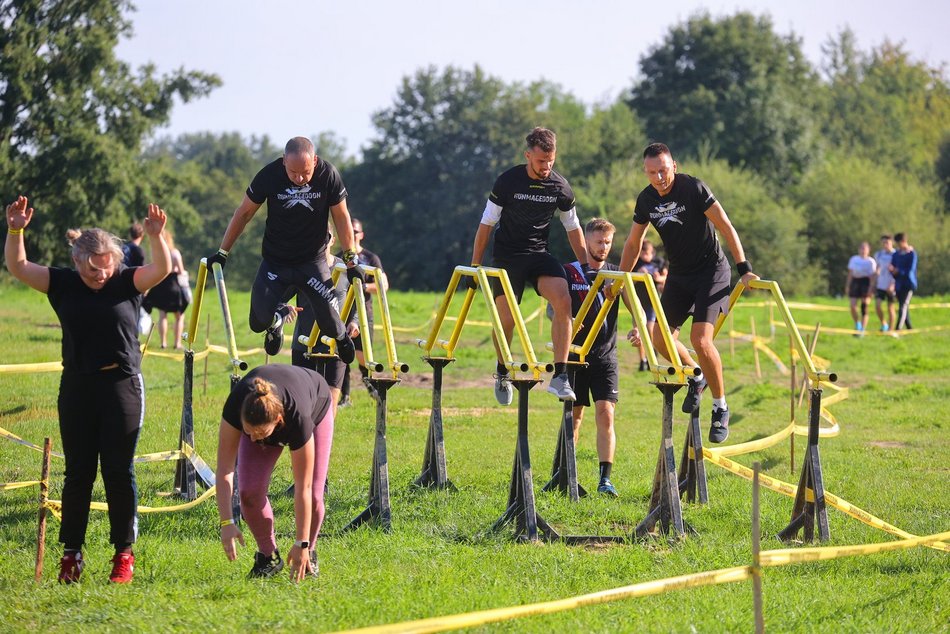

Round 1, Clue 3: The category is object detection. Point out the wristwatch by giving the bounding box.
[294,540,310,549]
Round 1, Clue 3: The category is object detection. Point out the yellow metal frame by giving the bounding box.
[183,260,246,373]
[298,263,408,380]
[416,265,551,379]
[566,270,693,384]
[713,279,836,387]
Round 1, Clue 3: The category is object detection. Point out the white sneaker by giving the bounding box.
[493,373,513,406]
[546,373,576,401]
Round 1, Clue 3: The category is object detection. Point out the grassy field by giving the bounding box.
[0,281,948,633]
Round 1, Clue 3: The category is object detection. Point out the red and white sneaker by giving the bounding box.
[108,552,135,584]
[58,551,84,584]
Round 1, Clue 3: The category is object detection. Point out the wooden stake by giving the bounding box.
[34,437,52,583]
[752,461,765,634]
[790,334,796,474]
[750,316,762,380]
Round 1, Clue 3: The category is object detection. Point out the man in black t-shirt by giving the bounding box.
[617,143,758,443]
[206,137,362,363]
[558,218,639,497]
[338,217,387,405]
[469,127,590,405]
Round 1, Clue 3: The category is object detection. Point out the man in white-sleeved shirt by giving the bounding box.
[846,241,877,335]
[468,127,590,405]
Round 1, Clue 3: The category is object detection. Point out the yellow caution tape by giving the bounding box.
[0,480,41,491]
[334,566,753,634]
[0,361,63,374]
[707,422,795,457]
[0,427,66,458]
[46,485,216,515]
[134,450,184,464]
[760,530,950,566]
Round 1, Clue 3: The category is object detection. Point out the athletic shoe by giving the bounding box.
[493,373,513,406]
[249,550,284,579]
[362,376,380,403]
[681,375,707,413]
[308,550,320,578]
[108,552,134,584]
[638,359,649,372]
[880,324,890,332]
[709,407,730,444]
[58,551,84,584]
[597,478,619,497]
[338,395,352,408]
[336,334,356,364]
[546,373,576,401]
[264,319,284,356]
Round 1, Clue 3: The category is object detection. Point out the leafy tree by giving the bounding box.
[820,31,950,179]
[0,0,219,266]
[628,12,821,184]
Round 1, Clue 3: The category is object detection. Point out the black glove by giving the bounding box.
[581,262,597,284]
[464,275,479,291]
[206,248,229,269]
[346,264,365,285]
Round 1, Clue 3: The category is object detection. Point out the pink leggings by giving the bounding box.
[237,409,334,555]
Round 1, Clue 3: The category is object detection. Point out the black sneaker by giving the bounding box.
[709,407,730,444]
[362,376,380,403]
[681,375,707,413]
[248,550,284,578]
[638,359,648,372]
[336,334,356,364]
[264,306,293,356]
[338,395,352,408]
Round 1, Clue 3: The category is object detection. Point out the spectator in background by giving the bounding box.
[338,217,387,406]
[143,230,191,349]
[122,223,145,267]
[889,232,918,330]
[633,239,667,371]
[845,241,876,336]
[872,234,897,332]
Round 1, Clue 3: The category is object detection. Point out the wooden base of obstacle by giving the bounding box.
[678,407,709,504]
[490,379,558,541]
[413,358,456,490]
[542,366,587,500]
[777,386,829,542]
[635,383,688,539]
[342,377,399,533]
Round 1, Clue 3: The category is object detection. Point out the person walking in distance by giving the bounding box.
[205,136,362,364]
[616,143,758,443]
[468,127,590,405]
[889,232,918,330]
[845,241,876,336]
[5,196,172,584]
[871,234,897,332]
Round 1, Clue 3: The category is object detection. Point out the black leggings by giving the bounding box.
[249,258,344,340]
[58,370,144,548]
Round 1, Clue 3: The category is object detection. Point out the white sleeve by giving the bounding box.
[559,206,581,231]
[480,200,503,226]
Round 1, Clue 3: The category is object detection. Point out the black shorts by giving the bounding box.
[875,288,896,302]
[849,278,871,298]
[571,357,619,407]
[490,253,567,302]
[661,258,732,329]
[292,349,346,389]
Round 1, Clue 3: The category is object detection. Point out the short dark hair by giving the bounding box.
[284,136,315,157]
[526,127,556,153]
[894,232,907,242]
[128,223,144,240]
[351,217,363,231]
[880,234,892,240]
[643,143,672,159]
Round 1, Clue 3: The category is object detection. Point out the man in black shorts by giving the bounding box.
[469,127,590,405]
[206,137,361,363]
[338,217,387,405]
[617,143,758,443]
[558,218,639,496]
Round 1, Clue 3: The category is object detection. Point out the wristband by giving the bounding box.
[220,518,235,527]
[7,227,23,235]
[736,260,752,276]
[217,248,229,256]
[294,540,310,549]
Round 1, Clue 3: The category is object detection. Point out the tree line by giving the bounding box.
[2,3,948,295]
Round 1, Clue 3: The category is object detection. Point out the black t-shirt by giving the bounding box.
[488,165,575,258]
[354,247,382,323]
[632,174,724,275]
[564,262,620,361]
[47,265,143,375]
[122,242,145,267]
[246,157,348,266]
[221,364,332,450]
[634,256,666,308]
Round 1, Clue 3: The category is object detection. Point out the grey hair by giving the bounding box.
[284,136,315,157]
[69,228,124,267]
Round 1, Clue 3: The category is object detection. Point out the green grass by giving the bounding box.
[0,283,948,633]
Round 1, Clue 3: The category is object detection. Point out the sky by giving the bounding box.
[116,0,950,158]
